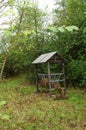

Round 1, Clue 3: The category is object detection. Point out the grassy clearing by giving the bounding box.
[0,75,86,130]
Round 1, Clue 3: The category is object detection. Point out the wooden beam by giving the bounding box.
[47,62,52,97]
[62,63,66,95]
[35,64,39,92]
[48,60,64,63]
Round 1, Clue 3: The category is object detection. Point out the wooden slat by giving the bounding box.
[38,73,64,76]
[47,62,52,98]
[51,88,56,91]
[50,79,65,83]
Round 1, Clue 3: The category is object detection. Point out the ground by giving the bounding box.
[0,75,86,130]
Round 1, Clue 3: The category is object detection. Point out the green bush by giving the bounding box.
[66,59,86,87]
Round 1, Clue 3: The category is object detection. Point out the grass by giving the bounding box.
[0,75,86,130]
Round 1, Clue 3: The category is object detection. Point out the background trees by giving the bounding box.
[53,0,86,86]
[0,0,46,77]
[0,0,86,87]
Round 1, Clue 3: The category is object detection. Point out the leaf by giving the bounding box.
[19,47,23,51]
[51,27,58,33]
[47,26,58,33]
[0,101,7,106]
[2,115,10,120]
[4,30,13,37]
[24,30,32,36]
[66,26,79,32]
[31,30,36,34]
[8,0,14,5]
[57,26,65,33]
[83,27,86,33]
[47,25,79,33]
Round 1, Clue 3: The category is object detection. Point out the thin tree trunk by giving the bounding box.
[0,7,24,79]
[34,8,39,47]
[0,57,6,79]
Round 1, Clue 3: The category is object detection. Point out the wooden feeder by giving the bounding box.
[32,52,66,97]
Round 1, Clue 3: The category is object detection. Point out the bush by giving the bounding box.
[66,59,86,87]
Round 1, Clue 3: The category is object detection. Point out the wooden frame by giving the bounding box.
[32,52,66,97]
[35,62,66,97]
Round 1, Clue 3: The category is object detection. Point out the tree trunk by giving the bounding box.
[0,7,24,79]
[0,57,7,79]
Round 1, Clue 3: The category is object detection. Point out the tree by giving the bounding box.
[52,0,86,86]
[0,0,46,77]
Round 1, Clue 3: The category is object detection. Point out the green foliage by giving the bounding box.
[65,25,79,31]
[0,101,7,106]
[67,59,86,87]
[0,0,86,87]
[50,0,86,87]
[8,0,14,6]
[47,25,79,33]
[2,115,10,120]
[0,101,10,122]
[0,0,45,78]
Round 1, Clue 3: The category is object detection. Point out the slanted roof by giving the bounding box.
[32,52,66,64]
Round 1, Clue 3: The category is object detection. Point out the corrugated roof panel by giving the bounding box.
[32,54,46,64]
[40,52,56,63]
[32,52,57,64]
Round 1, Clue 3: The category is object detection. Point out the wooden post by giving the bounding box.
[62,63,66,95]
[47,62,52,97]
[35,64,39,92]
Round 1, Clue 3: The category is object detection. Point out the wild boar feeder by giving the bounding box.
[32,52,66,97]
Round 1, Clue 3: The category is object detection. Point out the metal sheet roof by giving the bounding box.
[32,52,57,64]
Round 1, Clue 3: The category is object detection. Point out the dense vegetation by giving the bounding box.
[0,0,86,87]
